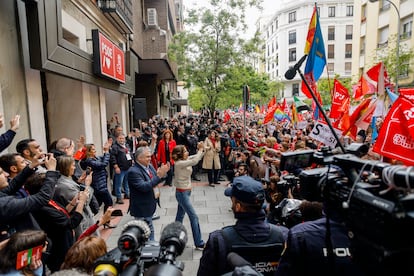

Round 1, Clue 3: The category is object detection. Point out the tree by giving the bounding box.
[168,0,264,117]
[371,34,414,87]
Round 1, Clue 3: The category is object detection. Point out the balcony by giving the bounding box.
[97,0,133,34]
[377,41,388,48]
[400,31,412,40]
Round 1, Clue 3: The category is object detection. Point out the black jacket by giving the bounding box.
[110,142,133,170]
[275,217,364,276]
[197,210,288,276]
[0,169,58,236]
[80,153,110,192]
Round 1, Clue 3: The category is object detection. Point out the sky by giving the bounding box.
[183,0,279,38]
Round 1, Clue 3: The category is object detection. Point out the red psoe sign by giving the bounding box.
[92,30,125,83]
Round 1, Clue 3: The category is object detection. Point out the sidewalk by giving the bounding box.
[99,173,235,276]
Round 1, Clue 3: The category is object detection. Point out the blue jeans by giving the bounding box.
[175,190,204,247]
[135,216,154,241]
[114,170,130,199]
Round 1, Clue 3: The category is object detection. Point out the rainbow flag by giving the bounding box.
[301,4,326,99]
[274,107,287,121]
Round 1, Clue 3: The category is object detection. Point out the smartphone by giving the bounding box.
[86,167,92,175]
[111,209,123,217]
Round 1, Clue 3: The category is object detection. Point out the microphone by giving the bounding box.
[226,252,263,276]
[284,54,308,80]
[227,252,253,268]
[160,221,188,257]
[118,220,150,256]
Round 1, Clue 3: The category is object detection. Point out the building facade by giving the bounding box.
[352,0,413,87]
[0,0,181,153]
[262,0,354,100]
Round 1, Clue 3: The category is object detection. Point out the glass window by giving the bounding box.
[289,48,296,62]
[292,83,299,96]
[360,36,365,54]
[346,25,353,40]
[361,4,366,22]
[345,62,352,73]
[289,31,296,44]
[399,63,409,77]
[378,26,389,47]
[345,44,352,58]
[328,45,335,59]
[401,16,413,39]
[328,63,334,72]
[346,5,353,16]
[328,26,335,40]
[289,11,296,23]
[381,1,390,11]
[328,6,335,17]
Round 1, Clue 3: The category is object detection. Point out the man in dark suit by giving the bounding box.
[127,146,169,240]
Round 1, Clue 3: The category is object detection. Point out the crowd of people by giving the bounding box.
[0,110,397,275]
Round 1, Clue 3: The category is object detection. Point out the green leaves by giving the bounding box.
[169,0,273,116]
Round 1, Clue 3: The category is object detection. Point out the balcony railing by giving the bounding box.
[400,31,412,40]
[97,0,133,34]
[377,41,388,48]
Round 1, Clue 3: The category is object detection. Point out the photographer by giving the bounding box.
[265,175,292,225]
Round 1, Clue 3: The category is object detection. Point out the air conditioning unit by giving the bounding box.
[147,8,158,27]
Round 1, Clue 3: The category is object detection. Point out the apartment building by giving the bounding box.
[0,0,181,152]
[352,0,413,87]
[262,0,354,100]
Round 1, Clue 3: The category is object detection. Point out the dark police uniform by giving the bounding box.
[197,176,288,276]
[275,216,365,276]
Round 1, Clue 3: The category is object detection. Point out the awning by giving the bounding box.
[171,99,188,106]
[138,59,177,80]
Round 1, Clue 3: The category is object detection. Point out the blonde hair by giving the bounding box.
[61,236,107,274]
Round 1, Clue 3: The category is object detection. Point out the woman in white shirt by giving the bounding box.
[171,142,205,250]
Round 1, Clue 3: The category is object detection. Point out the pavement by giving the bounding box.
[98,172,235,276]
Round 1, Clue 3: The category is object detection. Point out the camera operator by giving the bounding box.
[197,176,287,276]
[265,175,292,225]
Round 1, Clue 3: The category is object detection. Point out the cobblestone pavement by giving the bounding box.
[99,172,235,276]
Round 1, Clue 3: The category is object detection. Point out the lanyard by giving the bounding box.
[48,200,70,218]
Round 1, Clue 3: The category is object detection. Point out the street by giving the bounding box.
[99,174,235,276]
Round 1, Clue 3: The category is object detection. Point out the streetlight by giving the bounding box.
[369,0,401,93]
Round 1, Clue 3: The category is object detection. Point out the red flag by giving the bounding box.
[223,110,231,123]
[312,91,323,121]
[365,62,390,94]
[355,99,377,130]
[342,98,371,137]
[267,97,276,109]
[352,75,375,100]
[335,108,350,132]
[373,95,414,165]
[281,98,289,115]
[330,79,350,119]
[400,88,414,99]
[264,102,278,124]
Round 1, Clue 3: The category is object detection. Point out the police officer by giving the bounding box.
[275,207,365,276]
[197,176,287,276]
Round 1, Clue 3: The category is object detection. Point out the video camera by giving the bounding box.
[93,220,188,276]
[279,144,414,275]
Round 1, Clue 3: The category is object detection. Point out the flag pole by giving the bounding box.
[297,66,346,153]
